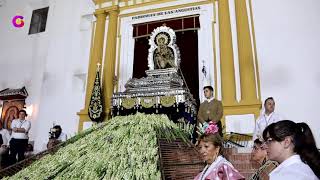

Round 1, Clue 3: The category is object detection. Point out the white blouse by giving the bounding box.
[269,155,318,180]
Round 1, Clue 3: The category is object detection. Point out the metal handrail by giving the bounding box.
[224,132,253,148]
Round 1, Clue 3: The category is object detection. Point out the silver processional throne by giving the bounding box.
[111,25,197,123]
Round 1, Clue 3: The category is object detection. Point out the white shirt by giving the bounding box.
[0,128,11,145]
[270,155,318,180]
[253,112,283,140]
[205,97,214,103]
[57,132,67,142]
[11,119,31,139]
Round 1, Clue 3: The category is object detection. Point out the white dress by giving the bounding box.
[269,155,318,180]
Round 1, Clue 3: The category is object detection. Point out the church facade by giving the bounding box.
[1,0,320,151]
[79,0,262,134]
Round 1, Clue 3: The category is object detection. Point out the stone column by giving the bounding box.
[218,0,237,105]
[235,0,258,103]
[102,8,119,117]
[78,10,107,131]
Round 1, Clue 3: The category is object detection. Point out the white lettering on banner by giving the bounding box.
[132,6,201,20]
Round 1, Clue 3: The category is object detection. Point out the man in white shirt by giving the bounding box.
[0,121,11,167]
[253,97,283,140]
[9,109,31,163]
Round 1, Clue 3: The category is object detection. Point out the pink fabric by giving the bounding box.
[194,162,245,180]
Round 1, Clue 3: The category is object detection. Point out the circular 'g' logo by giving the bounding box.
[12,15,24,28]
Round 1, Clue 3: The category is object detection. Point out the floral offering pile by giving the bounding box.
[5,113,189,180]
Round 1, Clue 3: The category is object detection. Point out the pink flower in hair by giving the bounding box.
[205,122,219,135]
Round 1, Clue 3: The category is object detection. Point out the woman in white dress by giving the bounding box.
[194,122,244,180]
[262,120,320,180]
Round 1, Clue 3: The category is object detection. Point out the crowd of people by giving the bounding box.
[195,85,320,180]
[0,110,67,169]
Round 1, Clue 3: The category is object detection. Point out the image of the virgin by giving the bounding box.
[3,107,18,129]
[153,34,175,69]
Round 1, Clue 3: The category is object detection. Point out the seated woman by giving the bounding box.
[249,138,278,180]
[195,122,244,180]
[262,120,320,180]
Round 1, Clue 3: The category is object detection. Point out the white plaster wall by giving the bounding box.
[0,0,51,148]
[0,0,95,151]
[252,0,320,145]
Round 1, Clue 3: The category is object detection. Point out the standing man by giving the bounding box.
[253,97,283,140]
[10,109,31,163]
[197,86,223,136]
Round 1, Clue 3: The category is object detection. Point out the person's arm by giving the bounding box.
[211,101,223,122]
[197,104,205,124]
[13,128,26,133]
[11,120,21,133]
[13,121,31,133]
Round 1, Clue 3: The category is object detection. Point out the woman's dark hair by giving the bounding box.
[198,133,224,156]
[263,120,320,178]
[264,97,274,105]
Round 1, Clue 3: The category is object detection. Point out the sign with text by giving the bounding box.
[132,6,201,20]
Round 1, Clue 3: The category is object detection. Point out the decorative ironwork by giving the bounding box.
[88,63,104,122]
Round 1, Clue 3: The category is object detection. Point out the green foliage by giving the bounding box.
[5,113,188,180]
